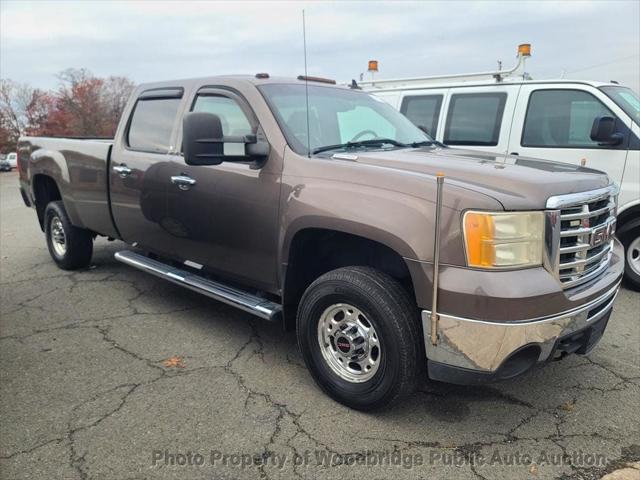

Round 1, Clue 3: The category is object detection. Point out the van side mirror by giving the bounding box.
[590,116,624,146]
[183,112,269,167]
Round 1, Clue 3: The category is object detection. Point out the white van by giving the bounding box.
[359,48,640,289]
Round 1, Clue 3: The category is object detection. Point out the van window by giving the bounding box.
[400,95,443,137]
[522,89,613,148]
[192,95,253,136]
[444,93,506,146]
[127,98,181,153]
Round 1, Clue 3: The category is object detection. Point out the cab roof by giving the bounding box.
[137,74,350,92]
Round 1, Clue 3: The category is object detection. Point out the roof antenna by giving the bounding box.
[302,9,311,158]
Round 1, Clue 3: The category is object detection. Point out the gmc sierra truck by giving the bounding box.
[18,75,624,410]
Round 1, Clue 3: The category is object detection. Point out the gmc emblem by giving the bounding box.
[590,224,612,247]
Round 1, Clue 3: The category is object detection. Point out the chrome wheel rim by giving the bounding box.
[50,216,66,257]
[627,236,640,277]
[317,303,381,383]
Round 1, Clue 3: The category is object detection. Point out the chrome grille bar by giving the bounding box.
[560,202,615,221]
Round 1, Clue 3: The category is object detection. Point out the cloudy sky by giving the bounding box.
[1,0,639,91]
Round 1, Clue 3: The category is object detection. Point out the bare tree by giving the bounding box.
[0,79,34,150]
[102,76,135,135]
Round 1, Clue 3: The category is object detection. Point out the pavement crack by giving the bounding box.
[0,437,66,460]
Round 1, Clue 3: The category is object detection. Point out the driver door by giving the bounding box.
[163,87,282,291]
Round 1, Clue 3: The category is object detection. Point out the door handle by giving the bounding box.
[171,175,197,191]
[113,164,132,178]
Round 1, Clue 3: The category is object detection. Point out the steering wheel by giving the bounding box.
[350,129,379,142]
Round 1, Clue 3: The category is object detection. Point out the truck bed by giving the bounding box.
[19,136,119,238]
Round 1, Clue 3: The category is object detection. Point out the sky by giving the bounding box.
[1,0,639,91]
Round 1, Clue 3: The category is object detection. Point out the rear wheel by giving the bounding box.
[297,266,421,411]
[44,201,93,270]
[621,227,640,291]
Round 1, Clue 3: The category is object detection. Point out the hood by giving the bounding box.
[345,146,611,210]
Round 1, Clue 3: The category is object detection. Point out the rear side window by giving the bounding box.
[522,89,614,148]
[127,98,181,153]
[400,95,443,137]
[444,93,506,146]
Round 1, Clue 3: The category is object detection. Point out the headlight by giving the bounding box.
[463,211,544,269]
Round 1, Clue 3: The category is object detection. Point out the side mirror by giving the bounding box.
[183,112,270,166]
[590,116,624,146]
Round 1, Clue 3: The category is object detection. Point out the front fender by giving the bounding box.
[279,177,468,269]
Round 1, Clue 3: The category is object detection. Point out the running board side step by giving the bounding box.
[114,250,282,322]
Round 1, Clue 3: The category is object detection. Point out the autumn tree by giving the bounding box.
[0,70,135,153]
[55,69,134,137]
[25,90,73,137]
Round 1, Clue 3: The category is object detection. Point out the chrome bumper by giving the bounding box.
[421,282,620,373]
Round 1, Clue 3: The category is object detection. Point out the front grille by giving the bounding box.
[551,187,617,289]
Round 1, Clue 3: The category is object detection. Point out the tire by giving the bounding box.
[44,201,93,270]
[621,226,640,291]
[297,266,421,411]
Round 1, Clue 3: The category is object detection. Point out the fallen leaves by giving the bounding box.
[559,399,576,412]
[162,355,185,369]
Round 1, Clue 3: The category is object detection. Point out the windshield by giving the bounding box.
[259,84,432,155]
[600,86,640,123]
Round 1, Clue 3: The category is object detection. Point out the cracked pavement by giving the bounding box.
[1,171,638,480]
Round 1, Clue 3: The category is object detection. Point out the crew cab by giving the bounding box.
[18,74,624,410]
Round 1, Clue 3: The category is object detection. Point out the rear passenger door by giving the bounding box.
[110,88,185,257]
[508,85,629,183]
[441,86,520,155]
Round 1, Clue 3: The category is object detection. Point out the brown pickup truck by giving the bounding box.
[18,75,624,410]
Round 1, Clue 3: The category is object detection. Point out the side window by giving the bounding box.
[127,98,181,153]
[192,95,253,136]
[522,89,614,148]
[400,95,443,137]
[444,93,507,146]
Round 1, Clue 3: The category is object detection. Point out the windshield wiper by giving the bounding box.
[408,140,447,148]
[312,138,408,155]
[409,140,433,147]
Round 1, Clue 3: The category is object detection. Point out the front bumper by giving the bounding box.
[407,240,624,384]
[423,281,620,384]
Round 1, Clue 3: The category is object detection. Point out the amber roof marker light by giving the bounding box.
[518,43,532,57]
[367,59,379,85]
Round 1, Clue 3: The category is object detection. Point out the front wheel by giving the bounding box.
[621,227,640,291]
[44,201,93,270]
[297,267,422,411]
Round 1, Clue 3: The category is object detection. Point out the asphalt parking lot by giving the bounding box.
[0,170,638,480]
